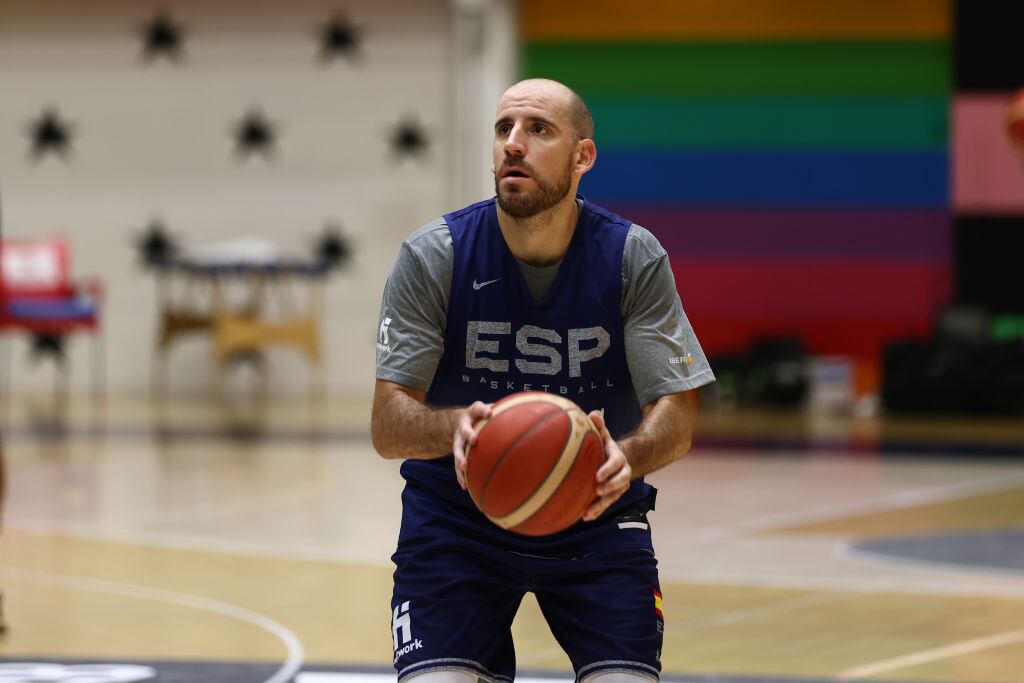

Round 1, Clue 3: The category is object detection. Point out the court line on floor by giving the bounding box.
[3,516,395,567]
[528,590,858,664]
[8,518,1024,600]
[694,471,1024,542]
[657,567,1024,599]
[0,566,304,683]
[837,627,1024,679]
[665,591,858,634]
[133,476,336,527]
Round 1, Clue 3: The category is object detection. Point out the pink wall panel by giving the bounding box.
[953,94,1024,212]
[673,260,951,358]
[673,261,951,318]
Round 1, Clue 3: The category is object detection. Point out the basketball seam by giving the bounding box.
[467,394,572,445]
[514,427,599,535]
[493,408,590,530]
[501,406,574,524]
[558,430,600,513]
[477,405,569,514]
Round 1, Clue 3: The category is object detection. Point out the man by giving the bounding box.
[373,78,714,682]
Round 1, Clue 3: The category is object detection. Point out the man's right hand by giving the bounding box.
[453,401,492,490]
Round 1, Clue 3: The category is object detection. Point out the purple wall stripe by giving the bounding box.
[612,207,951,261]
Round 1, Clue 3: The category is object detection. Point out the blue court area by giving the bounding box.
[851,530,1024,573]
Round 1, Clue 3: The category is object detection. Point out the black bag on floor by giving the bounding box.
[882,337,1024,414]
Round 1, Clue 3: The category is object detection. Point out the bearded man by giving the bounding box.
[372,78,715,682]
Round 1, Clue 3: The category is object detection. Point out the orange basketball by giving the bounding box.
[465,392,606,536]
[1007,89,1024,151]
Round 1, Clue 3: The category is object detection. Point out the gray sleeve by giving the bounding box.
[375,218,452,391]
[622,224,716,407]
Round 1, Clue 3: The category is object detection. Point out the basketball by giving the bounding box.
[1007,89,1024,151]
[465,392,606,536]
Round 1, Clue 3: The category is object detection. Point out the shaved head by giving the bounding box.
[502,78,594,141]
[493,77,598,219]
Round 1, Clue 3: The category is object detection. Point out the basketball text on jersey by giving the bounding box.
[391,601,423,662]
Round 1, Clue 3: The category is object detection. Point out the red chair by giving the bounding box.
[0,237,104,397]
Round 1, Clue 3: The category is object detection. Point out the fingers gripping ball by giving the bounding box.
[1008,89,1024,152]
[465,392,605,536]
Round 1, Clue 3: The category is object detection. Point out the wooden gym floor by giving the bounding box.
[0,395,1022,682]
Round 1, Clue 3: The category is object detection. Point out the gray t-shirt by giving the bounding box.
[376,217,715,407]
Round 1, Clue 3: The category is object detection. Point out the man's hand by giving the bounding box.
[453,401,492,490]
[582,410,632,522]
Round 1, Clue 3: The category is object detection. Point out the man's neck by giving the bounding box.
[496,195,579,267]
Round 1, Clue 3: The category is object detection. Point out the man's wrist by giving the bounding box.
[446,407,464,442]
[619,440,639,479]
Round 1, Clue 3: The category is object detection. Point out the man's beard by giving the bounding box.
[494,159,573,219]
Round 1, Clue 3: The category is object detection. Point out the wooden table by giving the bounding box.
[152,259,329,393]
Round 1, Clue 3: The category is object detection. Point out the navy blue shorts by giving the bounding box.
[390,482,663,682]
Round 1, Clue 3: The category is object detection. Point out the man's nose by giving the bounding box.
[503,124,526,157]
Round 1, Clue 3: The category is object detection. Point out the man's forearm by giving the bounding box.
[618,392,693,478]
[372,387,461,460]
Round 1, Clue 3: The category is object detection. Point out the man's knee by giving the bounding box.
[580,672,658,683]
[402,670,480,682]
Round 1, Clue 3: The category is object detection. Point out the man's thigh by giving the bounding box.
[533,507,663,681]
[391,516,527,682]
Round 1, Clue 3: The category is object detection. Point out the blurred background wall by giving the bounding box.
[521,0,953,380]
[0,0,473,397]
[1,0,1022,406]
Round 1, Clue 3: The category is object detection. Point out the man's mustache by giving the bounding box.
[498,159,535,176]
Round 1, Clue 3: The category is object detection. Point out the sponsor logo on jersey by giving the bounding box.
[472,278,500,291]
[377,317,393,354]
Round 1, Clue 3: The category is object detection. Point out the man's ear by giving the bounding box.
[575,139,597,175]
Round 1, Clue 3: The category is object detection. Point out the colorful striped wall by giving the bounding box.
[520,0,953,360]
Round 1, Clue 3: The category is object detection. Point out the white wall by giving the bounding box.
[0,0,516,398]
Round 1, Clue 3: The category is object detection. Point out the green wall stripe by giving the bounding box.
[587,97,948,149]
[523,41,950,96]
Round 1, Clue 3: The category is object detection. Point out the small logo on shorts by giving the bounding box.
[392,601,423,662]
[654,590,665,660]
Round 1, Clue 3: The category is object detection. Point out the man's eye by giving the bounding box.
[533,125,547,134]
[497,125,511,135]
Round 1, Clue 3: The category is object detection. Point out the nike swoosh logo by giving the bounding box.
[472,278,500,290]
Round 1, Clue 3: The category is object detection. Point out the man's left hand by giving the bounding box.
[582,410,632,522]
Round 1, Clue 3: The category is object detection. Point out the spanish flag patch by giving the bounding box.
[654,590,664,619]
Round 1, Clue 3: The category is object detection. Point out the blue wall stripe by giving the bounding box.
[581,150,949,207]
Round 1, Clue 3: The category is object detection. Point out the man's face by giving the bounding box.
[492,85,578,219]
